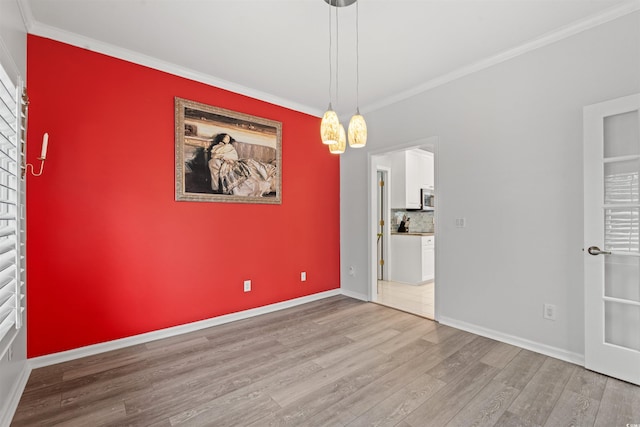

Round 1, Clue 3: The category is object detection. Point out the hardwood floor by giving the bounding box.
[376,280,434,319]
[12,296,640,426]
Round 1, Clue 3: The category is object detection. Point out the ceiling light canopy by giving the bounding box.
[324,0,357,6]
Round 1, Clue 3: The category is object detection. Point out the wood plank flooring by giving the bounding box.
[11,296,640,426]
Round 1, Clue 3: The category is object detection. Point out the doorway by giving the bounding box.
[369,138,438,320]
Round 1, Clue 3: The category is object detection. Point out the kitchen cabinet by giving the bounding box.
[390,234,435,284]
[421,235,435,281]
[390,149,434,209]
[423,151,434,190]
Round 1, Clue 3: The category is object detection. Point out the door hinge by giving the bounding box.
[379,259,385,266]
[379,180,384,187]
[379,220,384,226]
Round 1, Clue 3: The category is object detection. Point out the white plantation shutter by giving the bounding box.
[604,167,640,252]
[0,60,25,358]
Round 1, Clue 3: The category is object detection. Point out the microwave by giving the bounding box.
[421,188,434,210]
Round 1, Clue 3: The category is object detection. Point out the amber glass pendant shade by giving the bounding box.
[321,108,340,145]
[329,124,346,154]
[348,113,367,148]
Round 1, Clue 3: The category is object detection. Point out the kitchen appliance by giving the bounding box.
[421,188,434,211]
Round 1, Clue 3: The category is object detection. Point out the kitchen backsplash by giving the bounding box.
[392,209,434,233]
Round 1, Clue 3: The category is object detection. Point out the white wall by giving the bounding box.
[340,12,640,361]
[0,1,28,425]
[0,0,26,79]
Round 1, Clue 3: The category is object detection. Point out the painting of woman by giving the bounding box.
[207,133,277,197]
[176,97,282,204]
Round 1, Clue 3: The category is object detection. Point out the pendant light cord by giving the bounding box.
[328,2,332,108]
[356,0,360,114]
[335,5,339,109]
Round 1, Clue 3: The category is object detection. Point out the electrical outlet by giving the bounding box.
[543,303,556,320]
[349,266,356,277]
[243,280,251,292]
[456,218,466,228]
[301,272,306,281]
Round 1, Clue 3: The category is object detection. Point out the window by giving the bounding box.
[0,60,25,359]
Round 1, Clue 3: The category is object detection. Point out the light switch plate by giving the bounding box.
[543,303,556,320]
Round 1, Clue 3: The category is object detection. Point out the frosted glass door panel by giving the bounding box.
[604,160,639,204]
[605,301,640,351]
[602,107,640,354]
[605,255,640,302]
[603,111,640,158]
[604,208,639,252]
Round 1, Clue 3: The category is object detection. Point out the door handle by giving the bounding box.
[587,246,611,256]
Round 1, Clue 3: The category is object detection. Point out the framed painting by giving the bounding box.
[175,97,282,204]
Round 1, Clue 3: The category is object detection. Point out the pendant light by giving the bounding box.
[348,0,367,148]
[321,109,340,145]
[329,124,346,154]
[321,0,365,151]
[320,1,340,145]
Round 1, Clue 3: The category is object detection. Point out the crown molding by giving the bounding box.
[362,0,640,115]
[16,0,35,33]
[25,20,324,117]
[18,0,640,118]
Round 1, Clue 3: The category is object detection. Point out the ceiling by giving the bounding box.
[20,0,637,117]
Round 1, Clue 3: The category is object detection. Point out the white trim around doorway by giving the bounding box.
[367,136,440,320]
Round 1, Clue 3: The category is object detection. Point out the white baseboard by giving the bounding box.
[0,361,31,427]
[341,288,369,301]
[438,316,585,366]
[25,291,585,373]
[30,289,342,369]
[10,292,588,426]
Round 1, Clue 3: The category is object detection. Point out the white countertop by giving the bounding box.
[391,232,434,236]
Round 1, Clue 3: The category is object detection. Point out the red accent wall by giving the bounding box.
[26,35,340,358]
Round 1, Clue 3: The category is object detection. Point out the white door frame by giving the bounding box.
[367,136,440,320]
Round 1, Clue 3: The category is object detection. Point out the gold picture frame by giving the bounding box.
[175,97,282,204]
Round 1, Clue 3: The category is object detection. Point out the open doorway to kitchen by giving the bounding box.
[370,137,437,320]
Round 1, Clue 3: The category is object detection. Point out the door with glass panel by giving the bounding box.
[584,93,640,386]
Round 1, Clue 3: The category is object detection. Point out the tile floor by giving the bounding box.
[375,280,434,319]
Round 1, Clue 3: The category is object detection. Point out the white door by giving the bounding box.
[584,93,640,386]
